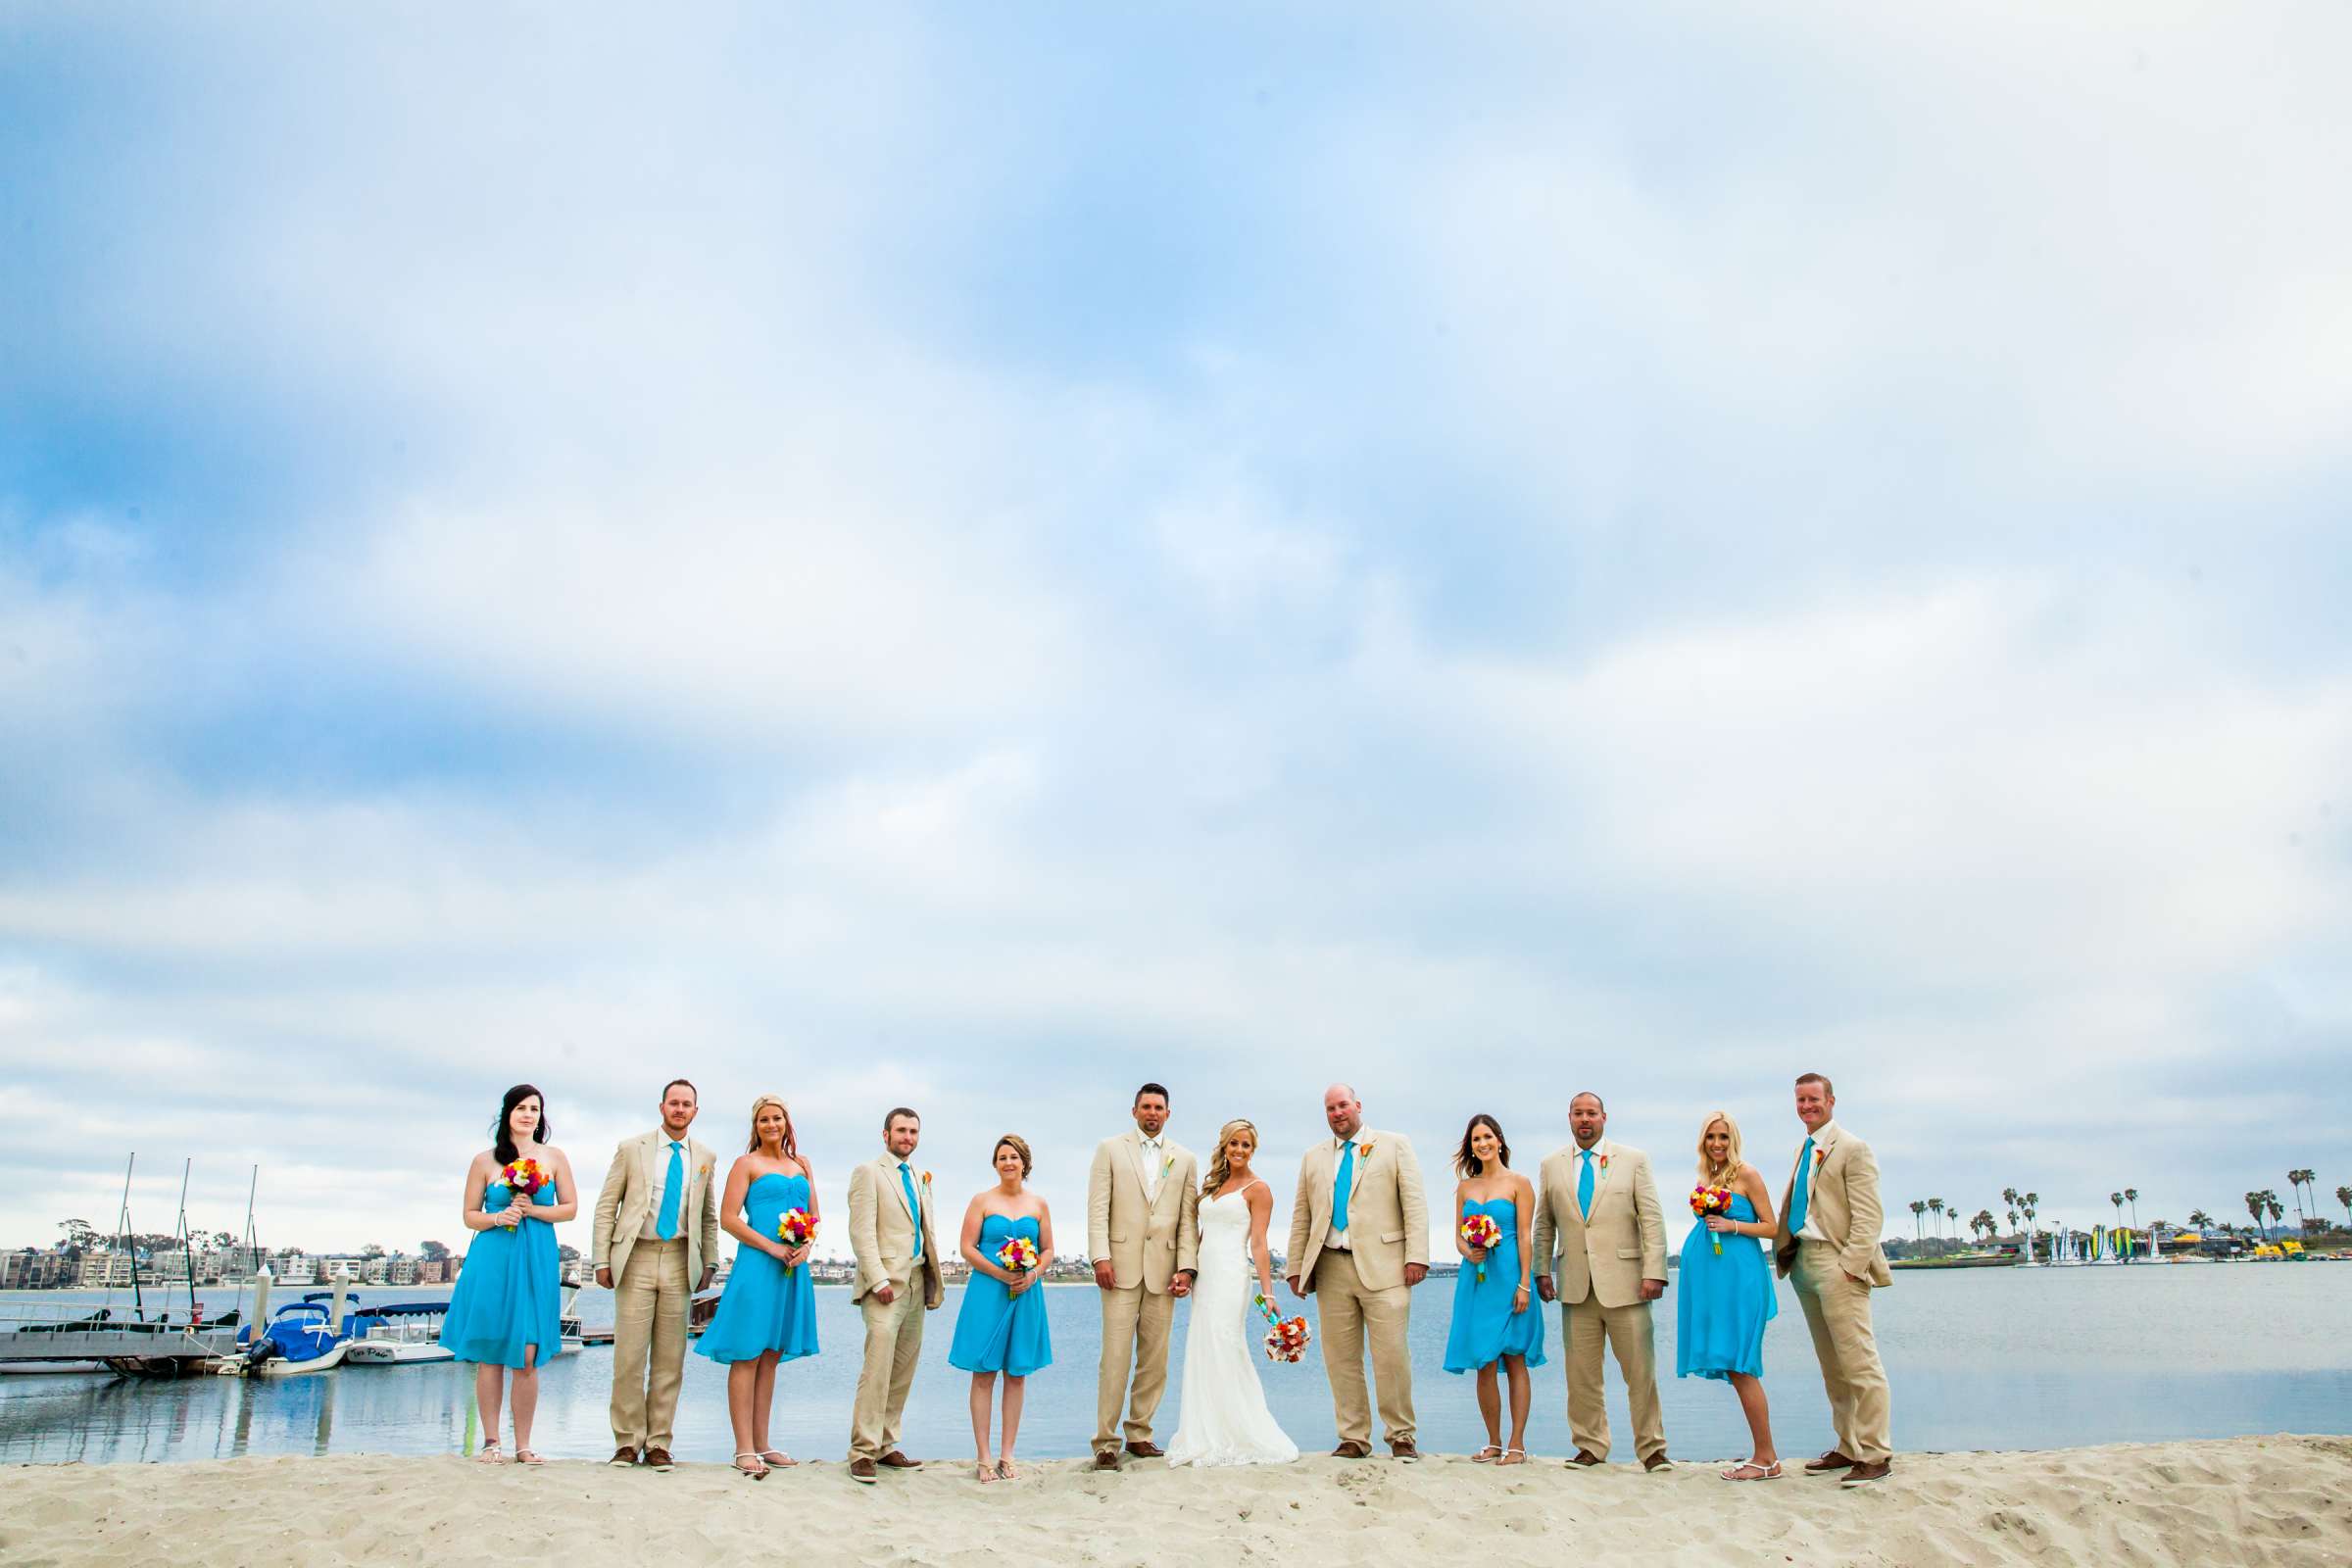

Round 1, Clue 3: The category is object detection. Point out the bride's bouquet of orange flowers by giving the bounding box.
[774,1208,815,1274]
[1254,1293,1310,1363]
[1690,1184,1736,1254]
[996,1235,1040,1274]
[499,1158,551,1198]
[1458,1212,1503,1282]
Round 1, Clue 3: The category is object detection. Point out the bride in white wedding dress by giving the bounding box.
[1166,1119,1300,1466]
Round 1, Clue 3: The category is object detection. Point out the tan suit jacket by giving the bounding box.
[847,1154,946,1308]
[1286,1130,1429,1293]
[1773,1124,1893,1288]
[592,1130,719,1307]
[1531,1139,1669,1309]
[1087,1132,1201,1292]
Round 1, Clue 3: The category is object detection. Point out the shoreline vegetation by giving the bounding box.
[8,1437,2347,1566]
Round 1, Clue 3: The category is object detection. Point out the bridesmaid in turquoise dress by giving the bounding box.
[697,1095,821,1478]
[1442,1114,1544,1465]
[444,1084,576,1466]
[1676,1110,1785,1481]
[948,1134,1054,1483]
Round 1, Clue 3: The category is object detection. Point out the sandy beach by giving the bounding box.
[6,1437,2347,1568]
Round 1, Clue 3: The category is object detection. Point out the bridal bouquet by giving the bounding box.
[1254,1293,1310,1363]
[775,1208,815,1273]
[1458,1212,1502,1282]
[498,1158,551,1198]
[996,1235,1040,1274]
[1690,1185,1735,1254]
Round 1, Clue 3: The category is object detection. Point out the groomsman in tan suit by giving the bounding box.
[1773,1073,1894,1485]
[592,1078,719,1471]
[1534,1092,1671,1471]
[845,1106,944,1484]
[1286,1083,1430,1459]
[1088,1082,1201,1470]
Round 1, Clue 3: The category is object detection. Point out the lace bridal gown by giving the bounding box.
[1166,1182,1299,1466]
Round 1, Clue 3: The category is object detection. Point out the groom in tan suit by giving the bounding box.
[592,1078,719,1471]
[845,1106,944,1484]
[1088,1082,1200,1470]
[1533,1091,1671,1470]
[1774,1073,1894,1485]
[1286,1083,1429,1459]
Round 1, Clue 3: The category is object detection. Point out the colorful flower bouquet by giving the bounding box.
[1254,1293,1311,1362]
[775,1207,815,1273]
[996,1235,1040,1274]
[1458,1212,1502,1282]
[1690,1185,1735,1254]
[499,1158,551,1198]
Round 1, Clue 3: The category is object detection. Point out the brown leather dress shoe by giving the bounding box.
[1331,1441,1373,1458]
[1841,1459,1893,1485]
[849,1457,877,1484]
[1804,1449,1857,1473]
[645,1447,674,1472]
[876,1450,922,1469]
[1642,1452,1672,1473]
[1569,1450,1604,1467]
[1389,1440,1420,1461]
[609,1446,640,1467]
[1124,1441,1165,1458]
[1093,1448,1122,1471]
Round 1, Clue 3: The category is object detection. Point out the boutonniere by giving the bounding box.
[1357,1142,1377,1159]
[699,1163,713,1178]
[1161,1155,1176,1178]
[1597,1153,1611,1171]
[921,1171,933,1186]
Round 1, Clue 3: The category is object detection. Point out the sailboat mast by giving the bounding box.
[175,1158,198,1322]
[116,1153,144,1322]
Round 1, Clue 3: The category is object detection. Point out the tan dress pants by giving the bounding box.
[1095,1283,1176,1452]
[609,1238,689,1452]
[1561,1297,1666,1462]
[849,1281,927,1461]
[1792,1241,1891,1463]
[1309,1250,1415,1446]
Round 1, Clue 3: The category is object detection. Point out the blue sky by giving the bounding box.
[4,3,2349,1257]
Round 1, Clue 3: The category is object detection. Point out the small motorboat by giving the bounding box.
[344,1302,455,1365]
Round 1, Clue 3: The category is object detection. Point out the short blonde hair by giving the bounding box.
[1695,1110,1742,1184]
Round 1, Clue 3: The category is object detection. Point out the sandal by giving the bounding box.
[974,1461,997,1484]
[996,1458,1020,1480]
[1721,1458,1783,1482]
[759,1449,799,1468]
[1500,1448,1528,1466]
[474,1442,506,1464]
[1471,1445,1503,1463]
[513,1448,545,1466]
[733,1452,770,1480]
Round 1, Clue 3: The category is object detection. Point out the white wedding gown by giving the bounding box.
[1166,1183,1300,1466]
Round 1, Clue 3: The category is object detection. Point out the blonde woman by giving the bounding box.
[1167,1119,1299,1466]
[948,1135,1054,1482]
[1676,1111,1782,1481]
[693,1096,819,1478]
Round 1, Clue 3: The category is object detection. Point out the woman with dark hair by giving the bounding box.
[948,1135,1054,1482]
[1443,1113,1544,1464]
[442,1083,577,1464]
[695,1095,821,1478]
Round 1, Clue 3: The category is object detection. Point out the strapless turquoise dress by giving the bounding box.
[948,1214,1052,1376]
[696,1172,820,1364]
[1443,1197,1546,1373]
[442,1175,562,1368]
[1676,1193,1778,1380]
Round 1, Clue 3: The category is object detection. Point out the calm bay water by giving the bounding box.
[4,1264,2347,1466]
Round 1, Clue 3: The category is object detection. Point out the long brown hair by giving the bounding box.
[1453,1113,1509,1178]
[1203,1119,1257,1195]
[745,1095,799,1159]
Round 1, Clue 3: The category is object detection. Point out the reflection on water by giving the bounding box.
[4,1264,2348,1465]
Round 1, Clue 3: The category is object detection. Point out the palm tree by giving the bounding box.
[2188,1208,2213,1231]
[2124,1187,2139,1231]
[2110,1192,2124,1232]
[2002,1186,2019,1221]
[2021,1192,2039,1257]
[1909,1200,1927,1242]
[2286,1170,2310,1226]
[2266,1192,2284,1235]
[2337,1186,2351,1229]
[2005,1202,2020,1240]
[1928,1198,1945,1243]
[2246,1190,2269,1239]
[1971,1209,1995,1246]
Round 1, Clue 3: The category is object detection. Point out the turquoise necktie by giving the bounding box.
[1577,1149,1594,1219]
[1788,1136,1816,1234]
[899,1162,923,1261]
[656,1141,684,1241]
[1332,1140,1355,1234]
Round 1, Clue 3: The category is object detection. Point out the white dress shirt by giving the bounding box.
[1794,1120,1838,1244]
[1140,1134,1165,1202]
[639,1136,691,1242]
[1327,1136,1357,1251]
